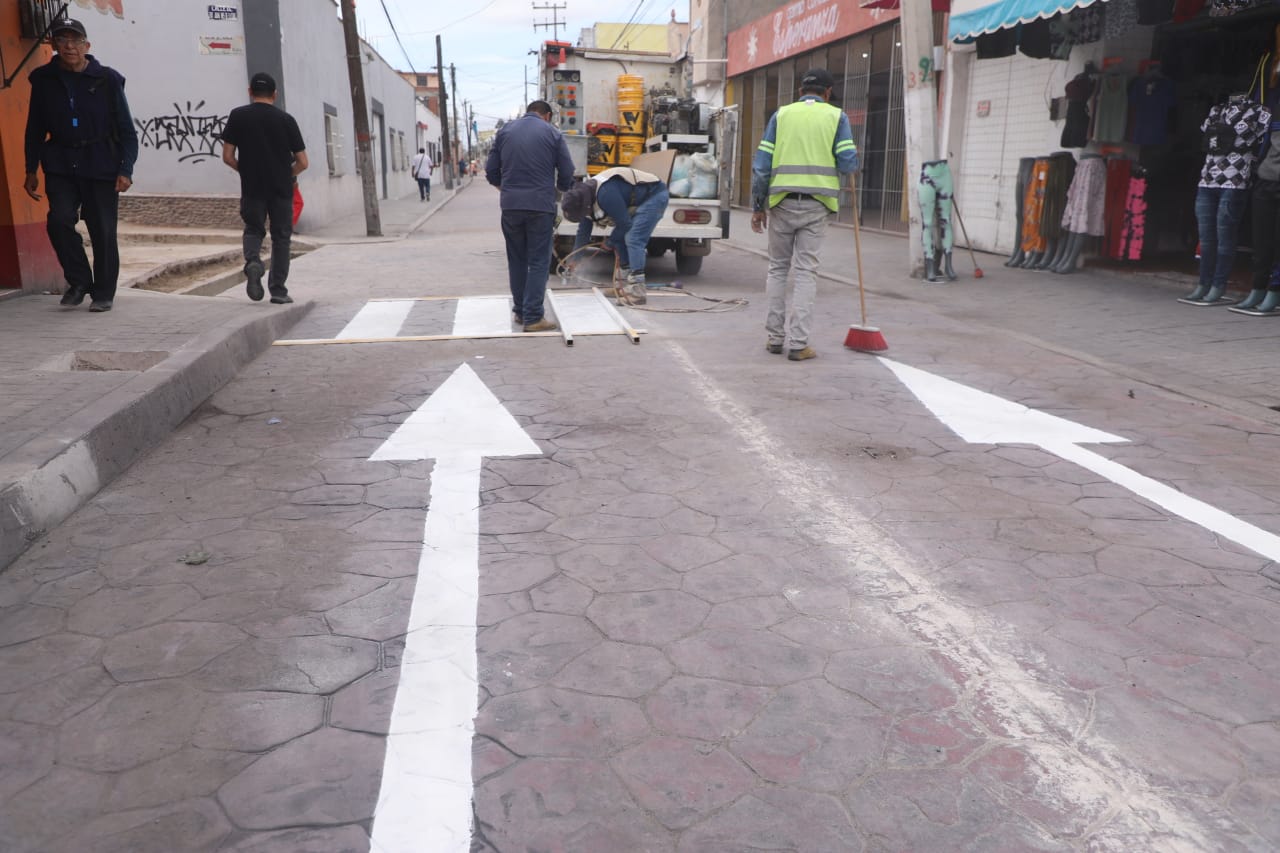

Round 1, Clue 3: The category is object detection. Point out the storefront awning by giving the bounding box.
[948,0,1102,41]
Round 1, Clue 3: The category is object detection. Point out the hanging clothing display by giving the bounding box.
[1061,155,1108,235]
[1118,169,1149,260]
[1198,98,1271,189]
[1093,74,1130,143]
[1105,0,1141,39]
[1129,74,1177,145]
[1103,158,1132,259]
[1211,0,1260,16]
[1020,157,1051,254]
[1061,72,1096,148]
[918,160,955,258]
[1040,152,1076,246]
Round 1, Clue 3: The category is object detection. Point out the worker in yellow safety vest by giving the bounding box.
[751,68,859,362]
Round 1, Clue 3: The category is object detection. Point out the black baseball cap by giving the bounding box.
[800,68,835,90]
[249,72,277,94]
[560,181,596,223]
[51,18,87,38]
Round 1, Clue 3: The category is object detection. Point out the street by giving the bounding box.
[2,184,1279,852]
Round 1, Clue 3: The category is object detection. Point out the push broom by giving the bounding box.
[951,196,985,278]
[843,171,889,353]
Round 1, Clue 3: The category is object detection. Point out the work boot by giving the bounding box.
[1254,289,1280,313]
[88,300,113,312]
[924,257,941,282]
[60,284,88,307]
[523,317,559,332]
[787,346,817,361]
[619,272,647,305]
[943,252,958,281]
[766,340,783,354]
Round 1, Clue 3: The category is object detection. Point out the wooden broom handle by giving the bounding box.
[850,171,869,327]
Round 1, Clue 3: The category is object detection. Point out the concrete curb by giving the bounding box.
[0,301,313,571]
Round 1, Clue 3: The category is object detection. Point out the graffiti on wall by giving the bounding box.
[74,0,125,18]
[136,101,228,164]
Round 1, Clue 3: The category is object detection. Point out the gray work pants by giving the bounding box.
[765,197,832,349]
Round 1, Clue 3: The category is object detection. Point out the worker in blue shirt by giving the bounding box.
[485,101,575,332]
[750,68,858,361]
[24,17,139,313]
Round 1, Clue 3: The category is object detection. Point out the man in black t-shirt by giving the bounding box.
[220,72,308,303]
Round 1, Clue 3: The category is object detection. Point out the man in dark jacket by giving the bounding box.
[23,17,139,312]
[485,101,575,332]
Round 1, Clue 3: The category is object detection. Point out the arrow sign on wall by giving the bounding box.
[881,357,1280,564]
[368,363,540,853]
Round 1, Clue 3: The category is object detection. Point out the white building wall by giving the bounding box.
[77,0,245,194]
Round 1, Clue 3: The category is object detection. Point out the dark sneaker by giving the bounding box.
[245,261,265,301]
[88,300,113,312]
[270,293,293,304]
[766,341,783,354]
[788,346,816,361]
[523,317,558,332]
[60,286,88,307]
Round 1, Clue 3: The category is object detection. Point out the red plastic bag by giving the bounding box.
[292,184,304,227]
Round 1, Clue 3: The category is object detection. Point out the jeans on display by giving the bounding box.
[596,179,670,276]
[1252,179,1280,292]
[241,193,295,295]
[45,173,121,301]
[500,209,555,323]
[918,159,954,258]
[1194,186,1247,289]
[765,197,832,350]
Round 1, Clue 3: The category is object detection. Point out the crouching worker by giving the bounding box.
[561,167,669,305]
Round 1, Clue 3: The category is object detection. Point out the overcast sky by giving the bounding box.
[356,0,686,131]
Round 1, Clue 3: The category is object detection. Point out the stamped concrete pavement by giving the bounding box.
[1,184,1278,851]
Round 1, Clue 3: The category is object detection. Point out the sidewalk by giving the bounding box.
[723,216,1280,428]
[0,181,472,571]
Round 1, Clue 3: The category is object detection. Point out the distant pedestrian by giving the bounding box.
[485,100,575,332]
[458,157,468,178]
[751,68,859,361]
[411,147,433,201]
[561,166,669,305]
[220,72,308,304]
[23,17,139,313]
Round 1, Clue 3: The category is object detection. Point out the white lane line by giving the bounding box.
[368,364,540,853]
[453,297,516,336]
[336,300,416,340]
[666,342,1222,852]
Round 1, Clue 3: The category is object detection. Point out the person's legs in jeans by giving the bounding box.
[1193,186,1219,296]
[266,193,294,296]
[624,185,669,278]
[765,203,799,347]
[1209,188,1247,299]
[501,210,530,318]
[786,201,832,349]
[78,178,121,303]
[44,174,93,295]
[521,211,554,323]
[596,180,633,272]
[241,195,269,271]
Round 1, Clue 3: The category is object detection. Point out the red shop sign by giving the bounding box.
[727,0,899,77]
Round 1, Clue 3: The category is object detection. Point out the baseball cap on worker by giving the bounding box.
[800,68,834,91]
[560,180,596,223]
[249,72,277,95]
[51,18,87,38]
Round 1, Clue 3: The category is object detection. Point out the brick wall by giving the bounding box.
[119,194,242,229]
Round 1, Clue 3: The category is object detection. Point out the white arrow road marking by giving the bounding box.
[368,363,540,853]
[337,299,416,340]
[879,357,1280,564]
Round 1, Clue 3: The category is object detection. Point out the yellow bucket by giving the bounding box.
[617,133,645,165]
[587,162,609,176]
[617,108,645,136]
[589,130,618,164]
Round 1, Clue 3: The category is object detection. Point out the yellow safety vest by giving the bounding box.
[762,99,844,213]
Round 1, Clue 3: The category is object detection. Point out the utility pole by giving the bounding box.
[436,36,454,191]
[467,103,476,161]
[899,4,939,277]
[532,2,567,41]
[338,0,381,236]
[450,63,460,172]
